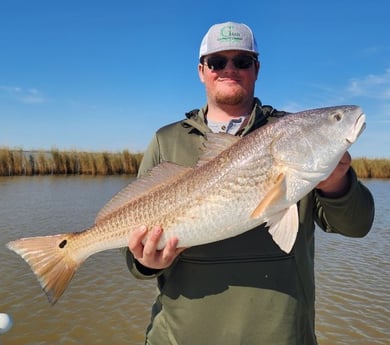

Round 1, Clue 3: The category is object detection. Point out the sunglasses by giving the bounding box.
[204,54,257,71]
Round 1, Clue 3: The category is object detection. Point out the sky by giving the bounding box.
[0,0,389,158]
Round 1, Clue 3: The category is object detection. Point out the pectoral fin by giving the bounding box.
[266,204,299,253]
[250,173,285,219]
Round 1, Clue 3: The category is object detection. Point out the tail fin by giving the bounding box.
[6,233,81,305]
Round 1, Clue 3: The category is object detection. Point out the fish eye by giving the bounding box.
[331,111,343,122]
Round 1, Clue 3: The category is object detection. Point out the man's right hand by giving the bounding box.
[128,225,185,270]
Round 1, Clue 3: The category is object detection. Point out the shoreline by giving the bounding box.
[0,148,389,179]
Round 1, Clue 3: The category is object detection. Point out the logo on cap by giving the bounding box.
[218,25,243,43]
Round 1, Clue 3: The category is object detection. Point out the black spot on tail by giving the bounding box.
[59,239,67,248]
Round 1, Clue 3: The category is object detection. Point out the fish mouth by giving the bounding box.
[346,113,366,144]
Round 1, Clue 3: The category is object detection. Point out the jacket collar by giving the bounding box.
[183,98,268,136]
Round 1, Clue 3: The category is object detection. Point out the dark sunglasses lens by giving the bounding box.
[206,56,228,71]
[206,55,255,70]
[233,56,254,69]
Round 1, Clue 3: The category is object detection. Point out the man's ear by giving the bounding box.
[255,60,260,78]
[198,63,205,83]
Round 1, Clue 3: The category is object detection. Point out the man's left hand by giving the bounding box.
[316,151,352,198]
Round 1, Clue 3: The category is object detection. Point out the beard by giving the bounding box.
[214,83,249,106]
[215,91,244,105]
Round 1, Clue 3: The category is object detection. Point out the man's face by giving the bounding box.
[198,50,260,107]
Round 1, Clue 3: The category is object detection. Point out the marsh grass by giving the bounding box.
[0,148,143,176]
[0,147,389,178]
[351,158,390,179]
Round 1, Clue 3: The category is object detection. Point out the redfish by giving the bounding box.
[7,105,366,304]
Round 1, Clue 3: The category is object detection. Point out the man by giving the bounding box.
[124,22,375,345]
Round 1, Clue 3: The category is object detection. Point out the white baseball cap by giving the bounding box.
[199,22,259,60]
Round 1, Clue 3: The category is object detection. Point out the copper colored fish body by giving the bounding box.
[7,105,366,304]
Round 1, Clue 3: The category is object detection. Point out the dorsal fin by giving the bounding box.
[196,133,240,167]
[95,162,192,224]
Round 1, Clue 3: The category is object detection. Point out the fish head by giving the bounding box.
[297,105,366,151]
[271,105,366,191]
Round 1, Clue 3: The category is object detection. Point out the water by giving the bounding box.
[314,179,389,345]
[0,177,388,344]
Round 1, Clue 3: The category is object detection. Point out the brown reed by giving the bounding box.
[351,158,390,179]
[0,147,143,176]
[0,147,389,178]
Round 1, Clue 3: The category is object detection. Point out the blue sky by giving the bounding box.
[0,0,389,158]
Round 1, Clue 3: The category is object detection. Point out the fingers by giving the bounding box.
[336,151,351,175]
[316,151,352,197]
[142,226,163,258]
[330,151,352,181]
[128,225,184,270]
[128,225,148,259]
[129,226,148,259]
[340,151,352,165]
[161,237,180,264]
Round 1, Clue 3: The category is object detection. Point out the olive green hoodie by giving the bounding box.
[125,98,375,345]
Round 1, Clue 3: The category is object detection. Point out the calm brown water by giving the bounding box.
[0,176,388,344]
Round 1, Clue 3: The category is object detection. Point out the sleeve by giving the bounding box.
[314,168,375,237]
[122,133,165,279]
[137,133,161,177]
[125,247,163,279]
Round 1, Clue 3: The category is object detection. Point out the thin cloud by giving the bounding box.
[361,45,390,58]
[347,69,390,100]
[0,85,22,93]
[0,85,46,104]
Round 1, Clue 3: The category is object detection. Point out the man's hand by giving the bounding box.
[316,151,352,197]
[129,225,185,270]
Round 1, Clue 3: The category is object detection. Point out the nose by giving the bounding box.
[223,59,239,71]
